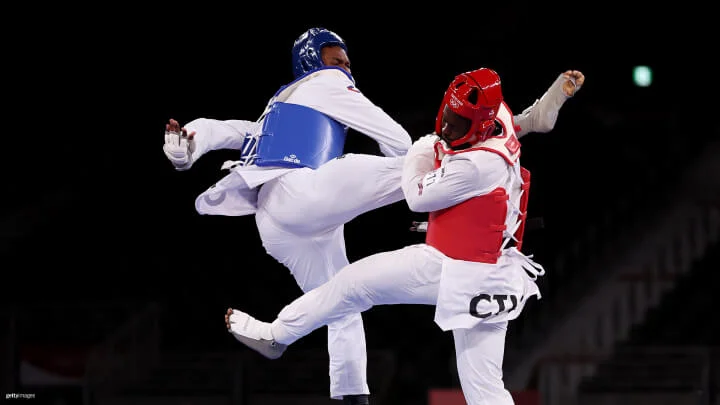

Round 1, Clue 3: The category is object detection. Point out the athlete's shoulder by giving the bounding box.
[446,147,505,167]
[308,67,359,91]
[311,66,354,81]
[286,67,372,113]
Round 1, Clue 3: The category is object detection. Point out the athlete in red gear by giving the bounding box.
[225,67,562,405]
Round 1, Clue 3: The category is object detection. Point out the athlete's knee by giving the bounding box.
[271,197,328,232]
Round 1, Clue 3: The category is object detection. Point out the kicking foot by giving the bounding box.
[225,308,287,359]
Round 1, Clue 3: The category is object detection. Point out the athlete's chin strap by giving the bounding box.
[438,134,472,151]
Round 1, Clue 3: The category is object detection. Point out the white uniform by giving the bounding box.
[261,103,545,405]
[187,71,568,400]
[184,68,410,399]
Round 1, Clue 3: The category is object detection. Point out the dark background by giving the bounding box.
[6,1,713,276]
[3,2,718,404]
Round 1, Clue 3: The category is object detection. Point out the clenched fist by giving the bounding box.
[561,70,585,97]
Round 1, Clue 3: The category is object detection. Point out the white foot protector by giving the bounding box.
[227,309,287,360]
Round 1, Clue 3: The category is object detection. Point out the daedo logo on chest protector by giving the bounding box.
[283,154,301,164]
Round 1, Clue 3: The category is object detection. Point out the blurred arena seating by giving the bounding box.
[505,104,717,342]
[575,240,720,405]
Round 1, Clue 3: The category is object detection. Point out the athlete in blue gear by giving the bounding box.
[165,28,409,405]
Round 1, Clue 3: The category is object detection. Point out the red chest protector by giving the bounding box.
[425,102,531,264]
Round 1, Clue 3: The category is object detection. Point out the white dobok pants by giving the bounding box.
[269,244,535,405]
[254,153,406,399]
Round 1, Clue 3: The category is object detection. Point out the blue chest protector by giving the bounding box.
[240,101,348,170]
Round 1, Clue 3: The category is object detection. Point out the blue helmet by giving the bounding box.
[291,27,347,78]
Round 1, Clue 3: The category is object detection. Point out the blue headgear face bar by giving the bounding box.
[291,27,347,78]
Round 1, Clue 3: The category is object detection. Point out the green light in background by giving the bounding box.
[633,65,653,87]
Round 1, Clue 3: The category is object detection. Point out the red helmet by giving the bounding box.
[435,68,503,148]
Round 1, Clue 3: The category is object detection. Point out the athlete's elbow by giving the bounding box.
[405,198,420,212]
[381,143,411,158]
[392,139,413,156]
[535,118,556,133]
[405,197,431,213]
[401,182,422,212]
[390,129,412,154]
[399,133,412,151]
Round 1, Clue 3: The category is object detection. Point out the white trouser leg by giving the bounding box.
[258,154,405,236]
[255,210,368,399]
[254,153,404,398]
[270,244,444,344]
[453,322,514,405]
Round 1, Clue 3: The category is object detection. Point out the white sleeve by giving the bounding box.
[287,71,412,157]
[183,118,260,162]
[513,74,570,138]
[402,150,508,213]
